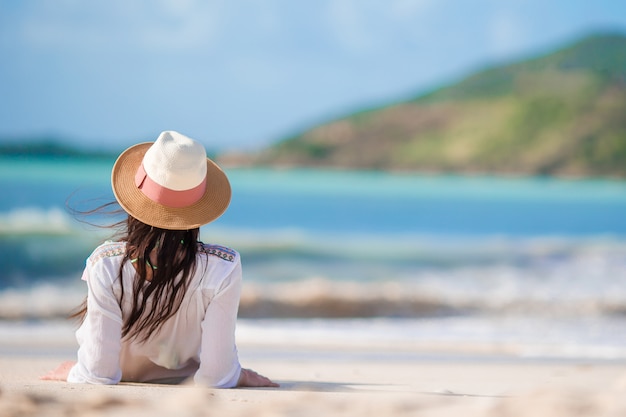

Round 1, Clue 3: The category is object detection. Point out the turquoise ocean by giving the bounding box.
[2,155,626,360]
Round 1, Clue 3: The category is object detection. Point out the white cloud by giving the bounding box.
[325,0,372,53]
[325,0,437,54]
[16,0,227,51]
[488,11,528,58]
[389,0,435,22]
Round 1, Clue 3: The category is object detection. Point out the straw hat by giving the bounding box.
[111,131,231,230]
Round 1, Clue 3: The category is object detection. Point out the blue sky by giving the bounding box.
[1,0,625,151]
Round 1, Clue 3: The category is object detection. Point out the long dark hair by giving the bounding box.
[72,211,201,343]
[120,216,200,342]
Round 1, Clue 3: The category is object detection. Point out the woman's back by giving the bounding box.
[68,241,244,387]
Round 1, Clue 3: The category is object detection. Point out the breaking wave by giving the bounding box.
[0,207,75,235]
[1,207,626,320]
[2,270,626,320]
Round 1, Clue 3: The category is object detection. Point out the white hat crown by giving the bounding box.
[142,131,207,191]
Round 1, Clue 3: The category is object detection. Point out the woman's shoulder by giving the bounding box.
[195,244,241,289]
[197,243,239,263]
[86,241,126,267]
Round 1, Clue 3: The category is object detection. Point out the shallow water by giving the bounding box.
[1,155,626,358]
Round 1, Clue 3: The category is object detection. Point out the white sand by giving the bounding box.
[1,319,625,416]
[2,350,626,417]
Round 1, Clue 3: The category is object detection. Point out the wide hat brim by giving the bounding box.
[111,142,231,230]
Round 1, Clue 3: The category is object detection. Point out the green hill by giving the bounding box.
[252,33,626,177]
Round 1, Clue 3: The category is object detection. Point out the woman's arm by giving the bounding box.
[67,261,124,384]
[195,258,278,388]
[40,361,76,381]
[237,368,279,388]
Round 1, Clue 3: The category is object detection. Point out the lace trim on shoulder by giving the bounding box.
[88,241,126,266]
[199,243,237,262]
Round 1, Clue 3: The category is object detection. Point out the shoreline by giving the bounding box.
[3,317,626,363]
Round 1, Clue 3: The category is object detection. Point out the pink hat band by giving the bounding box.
[134,163,207,208]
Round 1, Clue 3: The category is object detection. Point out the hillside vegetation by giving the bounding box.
[252,33,626,177]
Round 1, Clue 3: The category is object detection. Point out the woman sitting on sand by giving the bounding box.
[42,131,278,388]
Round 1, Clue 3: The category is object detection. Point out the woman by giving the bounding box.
[42,131,278,388]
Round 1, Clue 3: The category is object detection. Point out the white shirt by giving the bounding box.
[67,241,243,388]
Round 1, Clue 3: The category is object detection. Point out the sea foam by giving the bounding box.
[0,207,74,235]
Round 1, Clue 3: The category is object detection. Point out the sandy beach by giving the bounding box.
[2,332,626,417]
